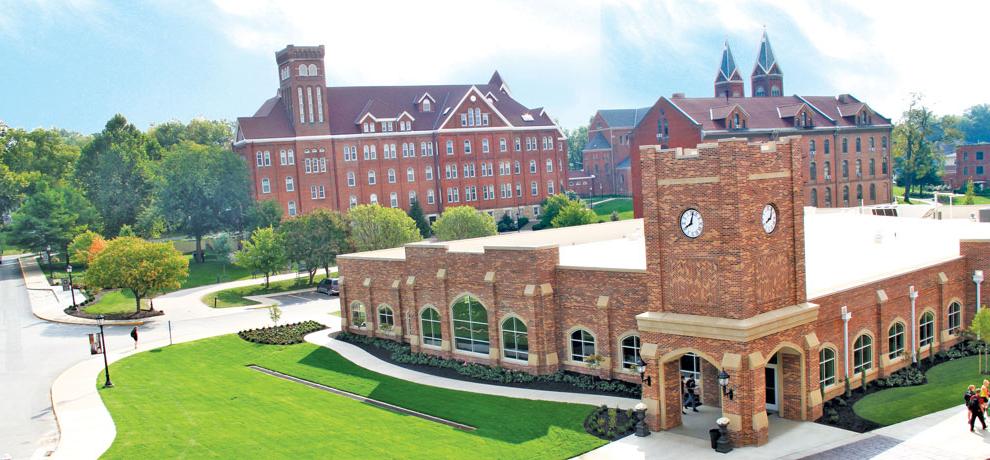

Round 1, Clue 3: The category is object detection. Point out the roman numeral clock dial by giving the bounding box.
[679,208,703,238]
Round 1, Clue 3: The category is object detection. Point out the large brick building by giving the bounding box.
[570,32,894,216]
[568,107,649,197]
[234,45,569,221]
[948,143,989,189]
[338,136,989,447]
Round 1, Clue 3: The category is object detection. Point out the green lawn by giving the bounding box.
[853,356,979,426]
[98,335,604,459]
[83,290,149,315]
[588,197,634,221]
[181,255,257,288]
[203,272,335,308]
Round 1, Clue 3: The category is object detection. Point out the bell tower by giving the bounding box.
[275,45,328,136]
[714,41,744,98]
[751,31,783,97]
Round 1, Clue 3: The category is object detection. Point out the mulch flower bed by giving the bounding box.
[239,321,328,345]
[584,405,637,440]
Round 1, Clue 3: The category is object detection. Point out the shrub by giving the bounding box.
[238,321,327,345]
[583,405,636,440]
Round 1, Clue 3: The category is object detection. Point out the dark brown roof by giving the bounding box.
[237,96,294,139]
[660,94,891,132]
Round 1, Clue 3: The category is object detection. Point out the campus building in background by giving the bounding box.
[234,45,569,220]
[569,32,894,216]
[949,143,989,190]
[568,107,649,197]
[339,136,988,447]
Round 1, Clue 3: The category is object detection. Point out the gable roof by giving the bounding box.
[662,94,891,132]
[597,107,652,128]
[236,96,294,139]
[615,156,631,169]
[583,131,611,151]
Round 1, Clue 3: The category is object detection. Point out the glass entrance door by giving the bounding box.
[765,361,779,412]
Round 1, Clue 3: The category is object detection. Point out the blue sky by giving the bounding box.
[2,0,988,134]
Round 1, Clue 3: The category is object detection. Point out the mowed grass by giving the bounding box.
[98,335,604,459]
[202,273,335,308]
[589,197,634,221]
[83,290,149,315]
[853,355,979,426]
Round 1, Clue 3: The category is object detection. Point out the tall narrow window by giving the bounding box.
[261,178,270,194]
[888,322,905,359]
[810,188,818,207]
[501,317,528,361]
[919,311,935,347]
[853,334,872,374]
[452,296,489,354]
[285,176,294,192]
[819,348,836,387]
[948,302,961,334]
[620,335,640,368]
[287,200,297,216]
[297,87,305,124]
[307,87,315,123]
[421,308,441,346]
[570,329,596,362]
[316,87,324,123]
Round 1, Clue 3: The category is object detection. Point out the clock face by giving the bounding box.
[762,204,778,234]
[680,208,703,238]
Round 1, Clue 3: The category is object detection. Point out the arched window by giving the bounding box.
[350,302,367,327]
[888,322,905,359]
[853,334,873,374]
[842,185,849,205]
[529,160,537,173]
[855,137,862,153]
[308,64,317,76]
[347,171,356,187]
[389,192,398,208]
[824,187,832,207]
[349,195,357,209]
[856,159,862,177]
[869,183,876,201]
[771,86,781,97]
[809,162,817,181]
[368,170,376,185]
[370,193,378,205]
[620,335,640,368]
[856,184,863,201]
[809,139,816,154]
[423,99,431,112]
[948,302,962,334]
[842,160,849,178]
[919,311,935,347]
[842,138,848,153]
[824,161,831,179]
[810,188,818,207]
[819,347,836,387]
[452,296,489,354]
[285,176,294,192]
[570,329,596,362]
[882,156,888,175]
[387,168,396,183]
[298,64,308,76]
[378,305,394,328]
[261,178,271,194]
[824,139,831,154]
[407,167,415,182]
[501,317,528,361]
[869,159,876,176]
[420,307,442,347]
[755,86,766,97]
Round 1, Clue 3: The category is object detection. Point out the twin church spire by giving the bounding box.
[714,31,783,98]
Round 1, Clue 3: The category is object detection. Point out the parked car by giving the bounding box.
[316,278,339,296]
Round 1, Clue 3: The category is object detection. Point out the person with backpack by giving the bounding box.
[965,385,977,425]
[970,389,987,432]
[684,375,700,413]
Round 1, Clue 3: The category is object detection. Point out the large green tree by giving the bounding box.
[348,204,422,252]
[234,227,287,288]
[566,125,588,170]
[7,184,101,253]
[407,199,431,238]
[537,193,583,229]
[431,206,497,241]
[245,200,283,233]
[150,118,234,149]
[551,201,597,228]
[279,209,350,283]
[892,95,942,203]
[76,115,157,236]
[86,236,189,312]
[155,141,252,262]
[3,128,81,186]
[958,104,990,143]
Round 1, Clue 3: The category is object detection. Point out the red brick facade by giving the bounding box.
[949,143,990,189]
[339,137,989,447]
[234,45,569,221]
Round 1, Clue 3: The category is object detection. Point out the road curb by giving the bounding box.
[18,257,145,326]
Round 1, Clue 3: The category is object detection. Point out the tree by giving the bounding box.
[407,199,431,238]
[245,200,283,232]
[150,118,234,149]
[86,237,189,313]
[551,200,597,228]
[432,206,498,241]
[68,230,106,265]
[234,227,286,288]
[538,193,579,229]
[959,104,990,143]
[348,204,422,251]
[76,114,156,235]
[497,213,517,232]
[970,308,990,341]
[279,210,349,284]
[7,184,101,253]
[892,95,942,203]
[269,304,282,326]
[965,180,976,205]
[155,142,252,262]
[212,232,235,278]
[117,224,136,237]
[566,125,588,170]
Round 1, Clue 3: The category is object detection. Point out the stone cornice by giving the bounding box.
[636,302,820,342]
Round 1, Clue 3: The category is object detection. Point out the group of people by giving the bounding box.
[682,375,700,414]
[965,380,990,432]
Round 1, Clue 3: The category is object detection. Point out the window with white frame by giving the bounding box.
[307,87,314,123]
[547,180,554,195]
[406,167,415,182]
[316,87,324,123]
[516,183,522,198]
[347,172,356,187]
[888,322,905,359]
[853,334,872,374]
[370,193,378,205]
[285,176,294,192]
[305,158,313,174]
[387,168,396,183]
[620,335,640,369]
[427,189,435,204]
[308,63,317,76]
[464,185,477,201]
[264,151,271,166]
[948,302,962,334]
[424,166,434,181]
[298,88,305,124]
[389,192,398,208]
[529,160,537,173]
[499,138,507,152]
[319,157,326,173]
[501,317,528,361]
[310,185,325,199]
[446,140,454,155]
[287,200,297,216]
[546,159,553,173]
[819,348,836,387]
[261,178,271,194]
[482,138,490,153]
[445,164,457,179]
[422,99,431,113]
[256,152,264,167]
[514,137,521,151]
[368,170,376,185]
[530,181,538,196]
[500,183,511,199]
[514,161,521,175]
[570,329,596,362]
[349,195,358,208]
[452,296,489,354]
[350,302,366,327]
[460,113,468,127]
[408,191,417,205]
[464,140,472,154]
[344,145,357,161]
[421,307,441,346]
[919,311,934,347]
[463,162,476,178]
[481,113,489,126]
[484,185,494,200]
[280,149,288,165]
[288,149,295,165]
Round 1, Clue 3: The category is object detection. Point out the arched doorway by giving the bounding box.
[656,349,724,439]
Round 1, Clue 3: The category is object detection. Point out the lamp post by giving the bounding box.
[67,264,77,310]
[909,285,918,364]
[589,174,596,207]
[97,315,113,388]
[717,369,734,400]
[45,244,52,265]
[841,306,852,380]
[975,270,984,315]
[635,357,652,386]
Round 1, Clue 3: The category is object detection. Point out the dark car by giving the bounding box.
[316,278,340,296]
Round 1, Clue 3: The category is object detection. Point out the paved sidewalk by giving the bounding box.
[16,256,139,327]
[304,331,640,409]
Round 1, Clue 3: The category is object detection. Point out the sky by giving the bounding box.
[1,0,989,135]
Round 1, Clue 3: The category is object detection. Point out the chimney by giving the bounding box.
[671,92,685,99]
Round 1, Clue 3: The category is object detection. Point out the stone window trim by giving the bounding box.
[564,325,599,367]
[885,317,906,362]
[418,305,443,349]
[449,293,491,358]
[946,298,964,334]
[918,308,937,348]
[498,313,530,364]
[349,301,368,330]
[851,329,874,375]
[615,331,641,373]
[377,304,395,329]
[819,344,838,389]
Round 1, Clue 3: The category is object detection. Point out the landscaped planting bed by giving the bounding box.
[336,332,641,398]
[238,321,328,345]
[583,405,637,440]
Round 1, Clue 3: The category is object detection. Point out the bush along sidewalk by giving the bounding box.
[817,339,980,432]
[239,321,328,345]
[336,332,641,398]
[584,405,637,440]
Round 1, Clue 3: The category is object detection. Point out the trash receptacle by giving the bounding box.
[709,428,721,449]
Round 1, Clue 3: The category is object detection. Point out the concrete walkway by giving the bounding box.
[304,331,640,409]
[15,256,135,327]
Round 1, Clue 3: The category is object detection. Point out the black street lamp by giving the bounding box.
[45,244,52,265]
[718,369,734,400]
[97,315,114,388]
[67,264,77,310]
[636,357,652,386]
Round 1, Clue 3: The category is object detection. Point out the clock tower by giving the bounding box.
[634,137,822,446]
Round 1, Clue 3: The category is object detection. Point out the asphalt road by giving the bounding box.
[0,259,339,459]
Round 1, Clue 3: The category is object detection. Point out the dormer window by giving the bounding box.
[732,113,746,129]
[422,99,431,112]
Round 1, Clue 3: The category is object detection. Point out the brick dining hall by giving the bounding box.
[337,137,990,447]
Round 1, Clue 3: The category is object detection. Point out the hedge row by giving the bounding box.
[238,321,328,345]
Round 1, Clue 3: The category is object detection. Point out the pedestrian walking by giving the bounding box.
[685,375,700,412]
[965,385,977,425]
[681,376,688,414]
[970,390,987,432]
[129,326,139,350]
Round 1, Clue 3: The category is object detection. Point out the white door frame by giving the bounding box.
[765,360,779,412]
